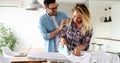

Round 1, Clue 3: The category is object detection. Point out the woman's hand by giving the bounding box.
[72,46,81,56]
[60,38,67,47]
[72,45,86,56]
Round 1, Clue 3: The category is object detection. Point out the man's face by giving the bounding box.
[46,3,58,16]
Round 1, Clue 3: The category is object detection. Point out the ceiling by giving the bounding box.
[56,0,120,8]
[57,0,120,3]
[89,0,120,9]
[0,0,120,7]
[89,0,120,1]
[57,0,87,3]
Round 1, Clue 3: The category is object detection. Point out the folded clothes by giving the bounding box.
[14,52,27,57]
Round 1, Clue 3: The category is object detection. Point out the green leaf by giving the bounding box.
[0,23,18,53]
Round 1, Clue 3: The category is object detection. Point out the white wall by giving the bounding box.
[0,3,74,51]
[0,7,46,50]
[112,4,120,39]
[58,2,75,17]
[89,1,120,52]
[89,1,115,42]
[88,1,112,51]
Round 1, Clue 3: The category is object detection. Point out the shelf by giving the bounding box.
[96,37,120,42]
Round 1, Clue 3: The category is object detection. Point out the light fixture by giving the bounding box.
[25,0,43,10]
[103,7,112,22]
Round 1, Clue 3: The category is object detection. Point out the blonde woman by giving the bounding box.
[60,3,93,56]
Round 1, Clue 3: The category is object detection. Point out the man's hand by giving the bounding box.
[50,19,67,38]
[58,19,67,31]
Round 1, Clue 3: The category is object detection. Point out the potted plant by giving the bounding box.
[0,23,17,53]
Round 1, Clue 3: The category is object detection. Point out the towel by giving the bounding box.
[90,52,111,63]
[90,52,120,63]
[110,54,120,63]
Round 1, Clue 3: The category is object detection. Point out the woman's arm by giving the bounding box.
[60,37,67,47]
[72,45,86,56]
[73,29,93,56]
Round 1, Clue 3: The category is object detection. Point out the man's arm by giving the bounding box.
[50,19,66,38]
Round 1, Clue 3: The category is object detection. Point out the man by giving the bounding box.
[39,0,68,52]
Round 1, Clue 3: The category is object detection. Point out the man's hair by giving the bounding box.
[43,0,56,7]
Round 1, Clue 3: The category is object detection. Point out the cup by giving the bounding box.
[97,44,103,51]
[91,43,96,51]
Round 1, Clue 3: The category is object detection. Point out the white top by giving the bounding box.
[51,16,58,28]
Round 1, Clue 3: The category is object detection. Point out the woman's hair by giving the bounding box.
[72,3,92,34]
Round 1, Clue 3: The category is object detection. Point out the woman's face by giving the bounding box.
[72,10,82,24]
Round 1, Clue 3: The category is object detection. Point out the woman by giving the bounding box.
[60,3,93,56]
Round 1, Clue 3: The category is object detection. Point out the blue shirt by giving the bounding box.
[39,11,68,52]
